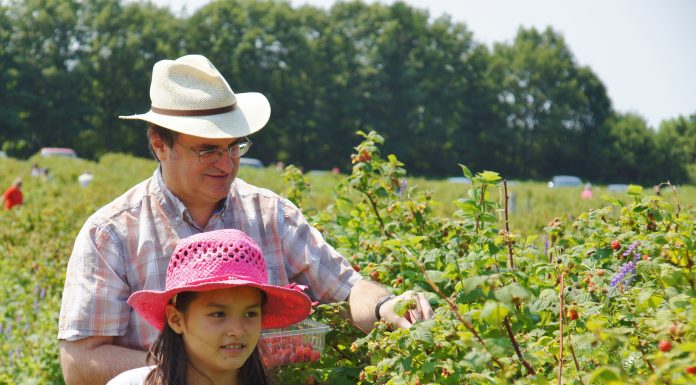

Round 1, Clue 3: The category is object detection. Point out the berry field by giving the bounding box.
[1,132,694,384]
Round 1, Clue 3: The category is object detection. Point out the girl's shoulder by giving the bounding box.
[106,366,156,385]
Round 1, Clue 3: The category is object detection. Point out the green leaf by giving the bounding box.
[458,164,474,179]
[627,184,644,195]
[585,366,621,383]
[529,289,558,313]
[479,170,501,183]
[481,301,509,324]
[494,283,531,306]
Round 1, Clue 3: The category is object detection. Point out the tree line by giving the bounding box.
[1,0,695,185]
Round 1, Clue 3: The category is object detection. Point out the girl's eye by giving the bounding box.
[210,311,226,318]
[245,311,260,318]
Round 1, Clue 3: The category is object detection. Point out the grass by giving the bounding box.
[4,154,694,237]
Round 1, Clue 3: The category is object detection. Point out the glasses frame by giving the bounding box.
[176,137,253,164]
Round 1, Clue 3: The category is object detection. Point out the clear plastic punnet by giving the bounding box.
[260,319,330,367]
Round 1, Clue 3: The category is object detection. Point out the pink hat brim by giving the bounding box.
[128,279,312,331]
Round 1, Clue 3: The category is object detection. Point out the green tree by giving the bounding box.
[654,113,696,184]
[186,0,321,168]
[489,27,612,179]
[5,0,85,155]
[75,0,183,158]
[0,3,23,154]
[601,113,661,184]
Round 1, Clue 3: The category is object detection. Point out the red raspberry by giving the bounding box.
[611,240,621,250]
[658,340,672,352]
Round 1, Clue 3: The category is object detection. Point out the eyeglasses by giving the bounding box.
[176,138,252,164]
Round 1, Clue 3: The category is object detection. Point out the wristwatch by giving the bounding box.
[374,294,395,320]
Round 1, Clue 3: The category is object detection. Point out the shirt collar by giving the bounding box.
[153,166,233,222]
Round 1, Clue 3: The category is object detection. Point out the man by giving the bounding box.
[58,55,433,384]
[2,177,23,209]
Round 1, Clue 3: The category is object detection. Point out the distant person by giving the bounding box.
[78,171,94,187]
[107,229,310,385]
[275,161,285,171]
[31,163,42,177]
[58,54,433,384]
[581,183,593,199]
[2,177,23,209]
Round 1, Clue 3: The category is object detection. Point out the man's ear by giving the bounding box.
[149,131,168,162]
[166,304,184,334]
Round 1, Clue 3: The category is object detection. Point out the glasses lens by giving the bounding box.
[230,139,252,158]
[198,149,223,164]
[195,139,252,163]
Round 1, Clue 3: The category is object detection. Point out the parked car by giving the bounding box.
[239,157,264,168]
[447,176,472,184]
[547,175,583,188]
[40,147,77,158]
[607,184,629,192]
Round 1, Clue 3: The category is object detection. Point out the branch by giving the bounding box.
[503,315,535,375]
[567,332,585,385]
[412,257,505,371]
[558,273,565,385]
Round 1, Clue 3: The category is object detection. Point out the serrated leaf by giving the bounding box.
[627,184,643,195]
[481,301,509,324]
[585,366,621,383]
[479,171,501,183]
[458,164,474,179]
[529,289,558,313]
[494,283,531,305]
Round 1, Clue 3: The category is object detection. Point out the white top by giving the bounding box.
[107,366,155,385]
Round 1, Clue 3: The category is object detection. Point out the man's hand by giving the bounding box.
[348,280,434,332]
[378,290,434,328]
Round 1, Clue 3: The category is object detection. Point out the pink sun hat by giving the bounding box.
[128,229,312,331]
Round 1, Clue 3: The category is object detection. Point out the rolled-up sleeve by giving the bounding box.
[58,221,130,340]
[279,200,362,303]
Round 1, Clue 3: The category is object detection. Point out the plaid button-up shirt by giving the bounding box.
[58,168,360,350]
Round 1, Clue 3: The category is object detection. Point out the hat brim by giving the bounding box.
[119,92,270,139]
[128,279,311,331]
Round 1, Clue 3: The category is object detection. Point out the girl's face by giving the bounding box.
[167,286,263,384]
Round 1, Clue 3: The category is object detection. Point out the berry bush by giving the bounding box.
[0,134,694,384]
[275,131,695,385]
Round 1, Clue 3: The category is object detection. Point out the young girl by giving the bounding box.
[107,229,312,385]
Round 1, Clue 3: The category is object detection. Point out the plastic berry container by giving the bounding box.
[260,319,330,367]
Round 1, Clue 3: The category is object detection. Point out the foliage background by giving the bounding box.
[1,132,695,384]
[1,0,696,184]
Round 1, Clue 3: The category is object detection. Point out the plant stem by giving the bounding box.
[503,315,536,375]
[633,322,655,374]
[412,257,505,371]
[567,333,585,385]
[503,180,515,271]
[558,273,565,385]
[474,184,487,233]
[364,191,388,237]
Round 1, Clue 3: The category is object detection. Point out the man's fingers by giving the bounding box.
[417,293,434,319]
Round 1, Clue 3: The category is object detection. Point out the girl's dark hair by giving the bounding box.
[144,291,275,385]
[146,123,178,162]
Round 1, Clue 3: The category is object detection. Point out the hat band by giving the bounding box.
[151,104,235,116]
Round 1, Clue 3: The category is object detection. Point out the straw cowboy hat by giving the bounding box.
[128,229,312,331]
[120,54,271,138]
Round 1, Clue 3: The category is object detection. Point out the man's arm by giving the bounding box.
[348,279,434,332]
[60,336,148,385]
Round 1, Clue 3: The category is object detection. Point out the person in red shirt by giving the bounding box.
[2,177,23,209]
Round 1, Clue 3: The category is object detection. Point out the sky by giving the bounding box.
[149,0,696,129]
